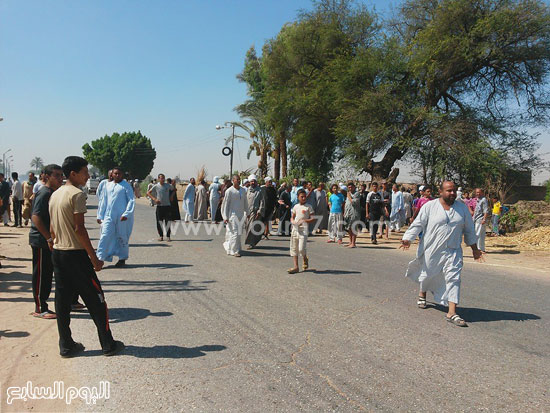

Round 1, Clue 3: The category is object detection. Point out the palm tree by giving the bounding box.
[30,156,44,172]
[233,102,274,179]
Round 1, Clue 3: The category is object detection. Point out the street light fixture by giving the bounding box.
[216,122,237,178]
[2,148,12,175]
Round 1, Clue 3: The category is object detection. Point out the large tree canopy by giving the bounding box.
[239,0,550,186]
[82,131,156,180]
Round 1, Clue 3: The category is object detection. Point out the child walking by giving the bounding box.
[288,189,315,274]
[327,184,345,244]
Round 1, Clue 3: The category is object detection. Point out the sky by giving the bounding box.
[1,0,549,184]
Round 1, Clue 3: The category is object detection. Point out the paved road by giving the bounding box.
[66,198,548,412]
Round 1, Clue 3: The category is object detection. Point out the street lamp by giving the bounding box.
[2,148,12,175]
[216,122,236,178]
[6,155,13,177]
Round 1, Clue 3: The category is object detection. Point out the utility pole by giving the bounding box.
[230,124,235,178]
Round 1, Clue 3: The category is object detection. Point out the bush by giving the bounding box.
[545,180,550,203]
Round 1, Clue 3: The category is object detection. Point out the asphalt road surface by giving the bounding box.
[66,198,548,412]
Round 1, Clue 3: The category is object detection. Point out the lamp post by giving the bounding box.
[2,148,12,175]
[6,155,13,177]
[216,122,236,178]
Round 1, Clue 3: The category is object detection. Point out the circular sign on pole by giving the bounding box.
[222,146,232,156]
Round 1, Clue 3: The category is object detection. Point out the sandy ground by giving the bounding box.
[1,224,84,412]
[1,204,547,411]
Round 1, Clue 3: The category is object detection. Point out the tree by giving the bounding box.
[346,0,550,180]
[243,0,550,182]
[30,157,45,173]
[82,131,156,180]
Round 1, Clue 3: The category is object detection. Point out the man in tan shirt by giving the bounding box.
[49,156,124,358]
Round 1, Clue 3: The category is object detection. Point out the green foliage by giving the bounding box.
[545,180,550,203]
[82,131,156,180]
[242,0,550,182]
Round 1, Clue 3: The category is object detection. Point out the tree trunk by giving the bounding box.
[280,132,288,178]
[273,147,281,181]
[366,144,405,182]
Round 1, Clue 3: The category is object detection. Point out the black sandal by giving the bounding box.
[446,314,468,327]
[417,297,427,309]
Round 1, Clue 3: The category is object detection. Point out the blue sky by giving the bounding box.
[1,0,548,184]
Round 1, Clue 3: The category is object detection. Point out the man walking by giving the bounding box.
[97,167,135,267]
[29,164,63,319]
[245,174,266,249]
[277,184,292,236]
[390,183,405,232]
[209,176,221,223]
[400,181,483,327]
[182,178,196,222]
[222,175,248,257]
[147,173,173,241]
[366,182,384,244]
[11,172,23,227]
[473,188,489,253]
[50,156,124,357]
[22,172,37,225]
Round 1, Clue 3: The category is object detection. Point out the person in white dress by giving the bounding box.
[400,181,483,327]
[221,175,248,257]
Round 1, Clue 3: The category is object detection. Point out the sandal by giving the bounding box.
[303,257,309,270]
[287,267,299,274]
[32,311,57,319]
[446,314,468,327]
[417,297,427,309]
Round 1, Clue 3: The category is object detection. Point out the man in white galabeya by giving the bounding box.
[400,181,484,327]
[221,174,248,257]
[96,167,135,267]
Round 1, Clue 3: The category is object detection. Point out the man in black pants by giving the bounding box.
[49,156,124,358]
[29,164,64,319]
[147,173,173,241]
[366,182,384,245]
[11,172,23,227]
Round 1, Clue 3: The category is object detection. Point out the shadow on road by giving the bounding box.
[244,251,289,257]
[79,344,227,358]
[129,243,170,248]
[168,239,214,243]
[487,249,521,255]
[312,269,362,275]
[252,245,290,252]
[106,263,192,269]
[433,304,541,323]
[71,307,174,323]
[101,279,208,293]
[0,329,30,338]
[124,344,227,358]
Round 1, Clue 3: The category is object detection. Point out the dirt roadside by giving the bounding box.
[1,225,81,412]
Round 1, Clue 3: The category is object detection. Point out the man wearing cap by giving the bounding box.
[245,174,266,249]
[209,176,222,223]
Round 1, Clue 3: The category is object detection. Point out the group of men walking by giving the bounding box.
[11,162,502,363]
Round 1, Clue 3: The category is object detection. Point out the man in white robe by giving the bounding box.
[182,178,196,222]
[97,168,135,267]
[400,181,483,327]
[473,188,489,253]
[209,176,221,223]
[96,170,112,214]
[244,174,266,249]
[221,175,248,257]
[194,180,208,221]
[390,183,405,232]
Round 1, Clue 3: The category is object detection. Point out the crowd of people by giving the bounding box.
[0,162,508,360]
